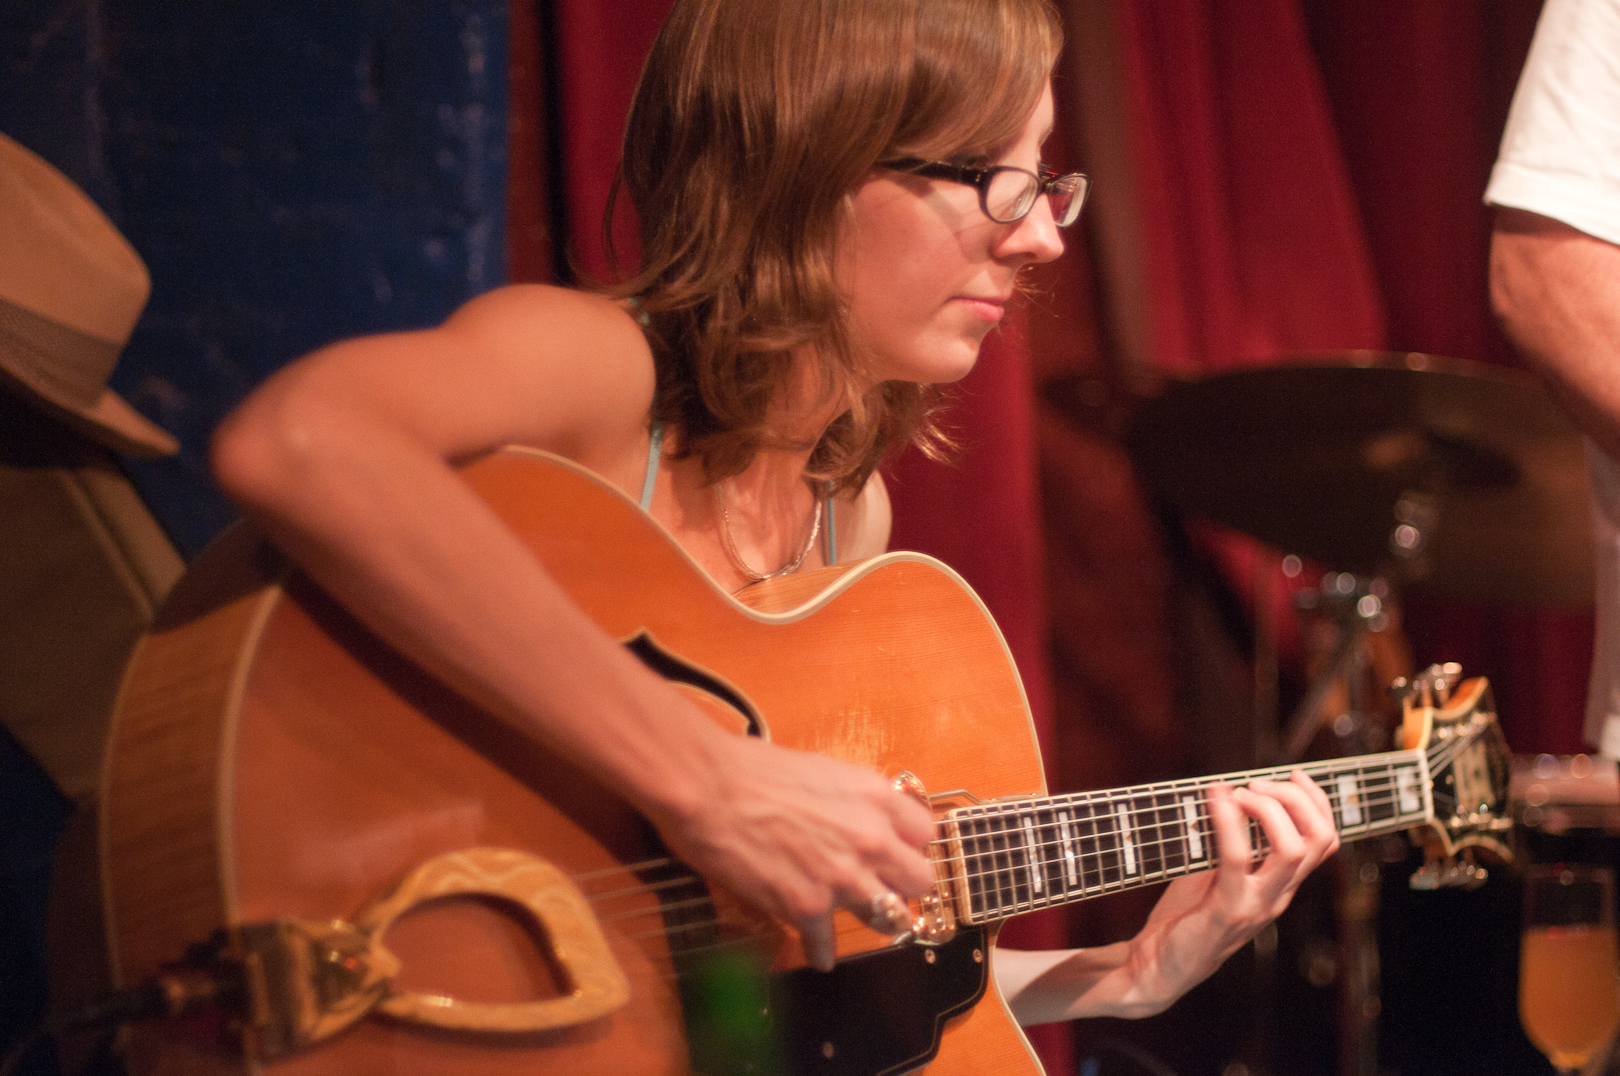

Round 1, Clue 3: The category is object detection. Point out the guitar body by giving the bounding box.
[100,449,1049,1076]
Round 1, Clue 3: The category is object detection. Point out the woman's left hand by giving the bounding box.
[998,770,1340,1024]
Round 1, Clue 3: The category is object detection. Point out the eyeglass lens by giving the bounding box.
[984,169,1086,227]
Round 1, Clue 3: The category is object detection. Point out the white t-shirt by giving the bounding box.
[1485,0,1620,754]
[1487,0,1620,245]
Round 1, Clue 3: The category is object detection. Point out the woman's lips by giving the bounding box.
[956,296,1007,322]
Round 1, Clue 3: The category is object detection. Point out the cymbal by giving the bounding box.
[1059,352,1594,607]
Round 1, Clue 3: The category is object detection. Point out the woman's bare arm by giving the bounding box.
[211,285,935,969]
[998,773,1339,1024]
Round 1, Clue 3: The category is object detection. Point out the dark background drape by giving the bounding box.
[2,1,1586,1073]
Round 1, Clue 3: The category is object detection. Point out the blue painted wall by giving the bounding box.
[2,0,508,554]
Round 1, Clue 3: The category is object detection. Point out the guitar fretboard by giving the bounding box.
[944,750,1432,923]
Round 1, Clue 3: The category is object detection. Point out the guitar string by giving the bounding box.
[531,747,1496,962]
[942,786,1432,864]
[934,731,1485,860]
[943,779,1428,844]
[939,796,1420,896]
[929,740,1476,849]
[565,776,1452,916]
[593,893,720,925]
[941,750,1490,906]
[587,873,709,903]
[587,809,1381,963]
[941,737,1478,820]
[556,729,1487,900]
[571,785,1419,937]
[599,818,1342,961]
[563,731,1490,922]
[566,757,1450,891]
[566,775,1461,915]
[570,782,1473,954]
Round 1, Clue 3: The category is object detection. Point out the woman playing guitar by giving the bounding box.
[209,0,1338,1034]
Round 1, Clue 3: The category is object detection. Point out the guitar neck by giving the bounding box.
[942,749,1433,925]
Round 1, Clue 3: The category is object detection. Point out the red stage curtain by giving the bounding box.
[1100,0,1387,372]
[1303,0,1590,755]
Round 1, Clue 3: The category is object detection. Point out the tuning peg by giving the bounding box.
[1408,852,1489,891]
[1438,858,1488,889]
[1399,662,1464,706]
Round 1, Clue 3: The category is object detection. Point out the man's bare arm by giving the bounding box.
[1490,207,1620,458]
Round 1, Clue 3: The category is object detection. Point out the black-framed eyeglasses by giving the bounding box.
[880,158,1090,227]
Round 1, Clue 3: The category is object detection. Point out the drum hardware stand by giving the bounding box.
[1273,568,1390,1076]
[1088,354,1593,1076]
[1266,491,1437,1076]
[1280,570,1391,763]
[1278,484,1432,765]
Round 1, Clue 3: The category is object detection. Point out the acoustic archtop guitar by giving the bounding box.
[101,448,1512,1076]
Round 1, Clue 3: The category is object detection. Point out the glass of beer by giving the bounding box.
[1519,864,1620,1073]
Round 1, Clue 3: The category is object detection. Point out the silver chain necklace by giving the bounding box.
[713,481,822,582]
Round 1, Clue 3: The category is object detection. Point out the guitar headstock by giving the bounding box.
[1395,664,1514,888]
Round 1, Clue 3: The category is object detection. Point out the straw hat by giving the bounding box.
[0,131,177,457]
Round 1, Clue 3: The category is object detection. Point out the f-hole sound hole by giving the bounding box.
[383,894,570,1003]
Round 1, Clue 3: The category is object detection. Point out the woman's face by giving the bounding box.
[839,82,1064,387]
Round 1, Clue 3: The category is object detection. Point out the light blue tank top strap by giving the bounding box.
[824,485,837,566]
[632,296,661,514]
[639,420,838,566]
[640,423,664,512]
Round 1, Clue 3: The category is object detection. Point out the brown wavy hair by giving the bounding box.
[612,0,1063,492]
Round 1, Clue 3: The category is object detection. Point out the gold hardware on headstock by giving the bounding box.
[1394,667,1514,890]
[1408,848,1489,891]
[1388,661,1463,708]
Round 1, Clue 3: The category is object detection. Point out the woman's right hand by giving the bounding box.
[639,727,937,971]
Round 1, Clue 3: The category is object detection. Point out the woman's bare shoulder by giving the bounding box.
[430,284,659,453]
[447,285,653,393]
[217,284,659,472]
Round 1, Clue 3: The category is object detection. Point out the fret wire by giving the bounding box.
[1139,795,1160,881]
[1086,801,1115,894]
[1016,749,1427,807]
[935,783,1427,846]
[1079,800,1103,894]
[935,754,1441,906]
[962,814,991,918]
[1028,809,1049,910]
[984,766,1425,826]
[926,771,1430,853]
[933,788,1430,882]
[960,823,980,919]
[1055,808,1076,899]
[1046,809,1065,910]
[942,817,1412,890]
[966,816,991,917]
[937,791,1427,857]
[989,811,1019,913]
[946,774,1425,823]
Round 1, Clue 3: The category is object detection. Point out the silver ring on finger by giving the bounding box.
[867,890,910,934]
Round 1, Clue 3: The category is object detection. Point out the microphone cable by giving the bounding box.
[0,960,245,1076]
